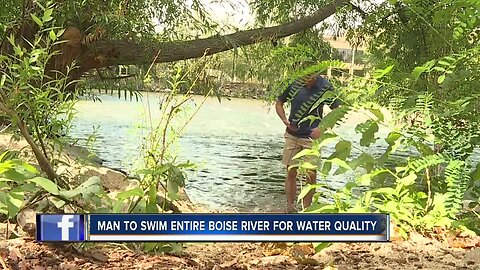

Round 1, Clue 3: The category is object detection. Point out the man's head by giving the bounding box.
[305,74,319,90]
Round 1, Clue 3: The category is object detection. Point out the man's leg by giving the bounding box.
[302,170,317,209]
[285,167,297,212]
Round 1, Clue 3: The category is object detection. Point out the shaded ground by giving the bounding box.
[1,234,478,270]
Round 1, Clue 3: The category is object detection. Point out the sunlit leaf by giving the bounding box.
[438,74,446,84]
[30,177,59,195]
[326,158,352,170]
[7,189,24,218]
[298,184,323,201]
[30,14,43,27]
[117,187,144,200]
[398,173,417,186]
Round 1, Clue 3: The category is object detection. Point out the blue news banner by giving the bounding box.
[37,213,390,242]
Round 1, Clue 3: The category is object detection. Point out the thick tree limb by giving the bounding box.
[78,0,349,73]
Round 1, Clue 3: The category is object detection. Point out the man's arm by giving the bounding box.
[275,100,290,127]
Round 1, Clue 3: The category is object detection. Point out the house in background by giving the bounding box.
[323,35,367,79]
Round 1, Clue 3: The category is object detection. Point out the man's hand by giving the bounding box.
[283,119,299,132]
[309,128,322,139]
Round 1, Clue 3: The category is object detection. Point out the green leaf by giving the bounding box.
[412,66,427,79]
[355,120,379,147]
[49,197,66,208]
[42,9,53,22]
[385,131,402,145]
[300,162,317,170]
[117,187,144,201]
[167,180,180,201]
[373,187,396,195]
[146,184,158,213]
[313,242,331,253]
[438,60,451,66]
[3,169,28,183]
[30,177,59,195]
[416,192,428,199]
[333,140,352,159]
[307,91,336,113]
[438,74,446,84]
[7,189,24,218]
[298,184,323,201]
[292,149,319,160]
[59,176,101,198]
[298,115,320,125]
[373,65,394,79]
[326,158,352,170]
[398,173,417,186]
[318,105,350,133]
[357,169,389,186]
[30,14,43,27]
[350,153,375,172]
[322,140,351,175]
[137,168,154,175]
[470,163,480,181]
[369,108,384,122]
[358,174,372,186]
[317,132,338,148]
[49,30,57,41]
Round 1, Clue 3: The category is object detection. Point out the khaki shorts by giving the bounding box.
[282,132,313,166]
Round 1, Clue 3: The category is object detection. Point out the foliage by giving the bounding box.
[0,2,77,184]
[0,4,214,255]
[0,4,113,226]
[293,57,479,246]
[0,0,217,43]
[0,150,104,222]
[288,1,480,245]
[96,58,215,253]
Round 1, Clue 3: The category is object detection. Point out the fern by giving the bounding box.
[317,105,351,133]
[415,93,434,116]
[273,60,347,96]
[407,153,448,173]
[444,160,468,215]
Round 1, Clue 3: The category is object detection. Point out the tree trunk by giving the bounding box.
[77,0,349,73]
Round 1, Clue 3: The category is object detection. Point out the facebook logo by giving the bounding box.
[36,214,85,242]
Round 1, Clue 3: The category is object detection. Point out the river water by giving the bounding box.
[69,93,467,213]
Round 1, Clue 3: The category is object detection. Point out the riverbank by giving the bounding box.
[0,134,479,269]
[1,229,478,269]
[0,133,203,214]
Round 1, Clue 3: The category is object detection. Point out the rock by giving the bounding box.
[311,250,335,266]
[9,247,23,261]
[442,253,457,265]
[261,242,288,256]
[59,262,79,270]
[79,166,129,191]
[249,255,296,266]
[87,251,108,262]
[464,248,480,265]
[16,209,36,237]
[56,165,71,176]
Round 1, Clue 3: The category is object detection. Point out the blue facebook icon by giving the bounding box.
[36,214,85,242]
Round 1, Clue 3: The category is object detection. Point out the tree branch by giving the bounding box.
[349,2,367,19]
[78,0,349,73]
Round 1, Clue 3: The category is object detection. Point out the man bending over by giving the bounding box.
[275,74,341,213]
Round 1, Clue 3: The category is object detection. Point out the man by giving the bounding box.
[275,74,341,213]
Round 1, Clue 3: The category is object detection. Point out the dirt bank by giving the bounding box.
[1,232,478,269]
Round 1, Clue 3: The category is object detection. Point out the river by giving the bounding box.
[68,92,458,213]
